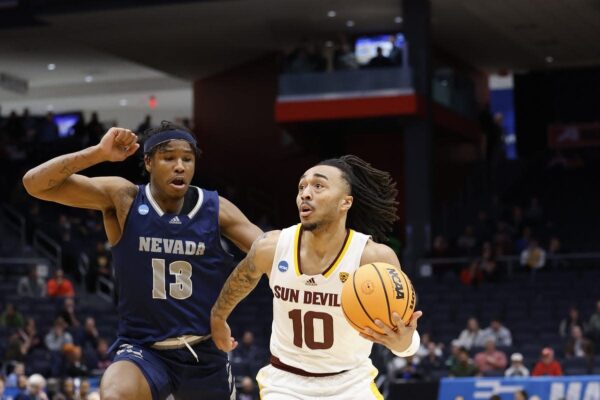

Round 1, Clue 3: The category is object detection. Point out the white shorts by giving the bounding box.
[256,360,383,400]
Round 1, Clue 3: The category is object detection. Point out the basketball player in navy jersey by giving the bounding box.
[211,155,422,399]
[23,121,262,400]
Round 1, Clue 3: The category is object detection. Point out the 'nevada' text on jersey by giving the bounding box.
[111,185,233,345]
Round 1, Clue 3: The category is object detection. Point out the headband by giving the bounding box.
[143,130,197,154]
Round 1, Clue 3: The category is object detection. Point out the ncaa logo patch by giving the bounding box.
[138,204,149,215]
[339,272,349,283]
[278,260,289,272]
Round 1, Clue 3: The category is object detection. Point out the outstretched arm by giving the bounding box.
[218,196,263,253]
[22,127,139,211]
[210,231,278,352]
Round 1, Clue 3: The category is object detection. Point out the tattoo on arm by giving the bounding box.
[212,247,262,320]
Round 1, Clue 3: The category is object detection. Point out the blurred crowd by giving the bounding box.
[281,35,404,74]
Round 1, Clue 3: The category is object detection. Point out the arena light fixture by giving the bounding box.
[119,99,128,107]
[47,63,56,71]
[327,10,336,18]
[346,20,355,27]
[84,75,94,83]
[545,56,554,64]
[394,16,403,24]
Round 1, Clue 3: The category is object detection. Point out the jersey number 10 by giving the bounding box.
[151,258,193,300]
[288,309,334,350]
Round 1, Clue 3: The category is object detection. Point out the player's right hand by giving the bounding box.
[96,127,140,162]
[210,317,238,352]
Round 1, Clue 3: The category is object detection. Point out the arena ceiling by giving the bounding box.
[0,0,599,103]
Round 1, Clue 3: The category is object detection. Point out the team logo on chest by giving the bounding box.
[138,204,149,215]
[278,260,289,273]
[339,272,349,283]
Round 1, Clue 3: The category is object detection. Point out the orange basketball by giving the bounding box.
[341,262,417,335]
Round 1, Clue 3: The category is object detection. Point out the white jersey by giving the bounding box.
[268,224,372,374]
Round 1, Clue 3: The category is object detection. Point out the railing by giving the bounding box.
[32,230,62,269]
[97,275,114,303]
[0,204,27,248]
[278,67,413,100]
[416,252,600,278]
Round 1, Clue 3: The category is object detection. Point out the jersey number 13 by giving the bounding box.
[151,258,193,300]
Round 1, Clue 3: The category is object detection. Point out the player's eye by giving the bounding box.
[298,184,305,191]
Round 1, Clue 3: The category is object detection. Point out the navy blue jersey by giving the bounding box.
[111,184,234,345]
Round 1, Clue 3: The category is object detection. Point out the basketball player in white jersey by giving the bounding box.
[211,155,422,399]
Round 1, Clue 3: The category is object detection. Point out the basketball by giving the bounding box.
[341,262,417,335]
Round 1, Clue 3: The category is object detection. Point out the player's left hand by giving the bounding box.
[359,310,423,354]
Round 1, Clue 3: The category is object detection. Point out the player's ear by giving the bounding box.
[144,154,152,173]
[341,195,353,211]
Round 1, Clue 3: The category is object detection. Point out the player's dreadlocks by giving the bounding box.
[318,155,399,242]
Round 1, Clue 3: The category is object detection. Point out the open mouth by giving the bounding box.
[169,177,186,189]
[300,203,313,217]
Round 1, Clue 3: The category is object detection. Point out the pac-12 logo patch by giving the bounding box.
[138,204,149,215]
[339,272,349,283]
[278,261,289,272]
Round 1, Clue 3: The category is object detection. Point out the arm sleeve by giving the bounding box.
[391,330,420,358]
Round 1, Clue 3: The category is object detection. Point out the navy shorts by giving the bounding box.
[112,339,234,400]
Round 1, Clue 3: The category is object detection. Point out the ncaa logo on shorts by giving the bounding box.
[138,204,149,215]
[278,260,289,272]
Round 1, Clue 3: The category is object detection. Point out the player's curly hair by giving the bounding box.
[318,155,399,242]
[138,120,200,178]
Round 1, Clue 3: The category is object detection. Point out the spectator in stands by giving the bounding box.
[457,225,477,256]
[136,115,152,133]
[21,318,42,352]
[565,325,595,359]
[79,379,91,400]
[81,317,99,350]
[60,378,76,400]
[449,347,480,377]
[58,298,80,329]
[86,338,111,375]
[514,227,532,254]
[456,317,486,350]
[17,265,46,297]
[63,344,88,378]
[514,390,529,400]
[6,362,25,387]
[232,330,264,378]
[367,47,392,68]
[86,112,105,144]
[388,34,403,66]
[479,242,500,282]
[38,112,58,144]
[46,269,75,298]
[431,235,453,258]
[586,300,600,344]
[419,342,444,380]
[0,303,25,329]
[416,332,443,359]
[15,374,47,400]
[388,355,421,381]
[238,376,258,400]
[547,236,568,269]
[474,339,508,375]
[0,376,5,400]
[482,318,512,346]
[531,347,563,376]
[459,261,483,287]
[44,318,73,352]
[6,330,28,362]
[334,43,359,70]
[445,339,461,370]
[493,222,513,256]
[520,238,546,271]
[504,352,529,377]
[559,306,586,338]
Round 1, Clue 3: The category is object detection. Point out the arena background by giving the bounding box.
[1,1,600,399]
